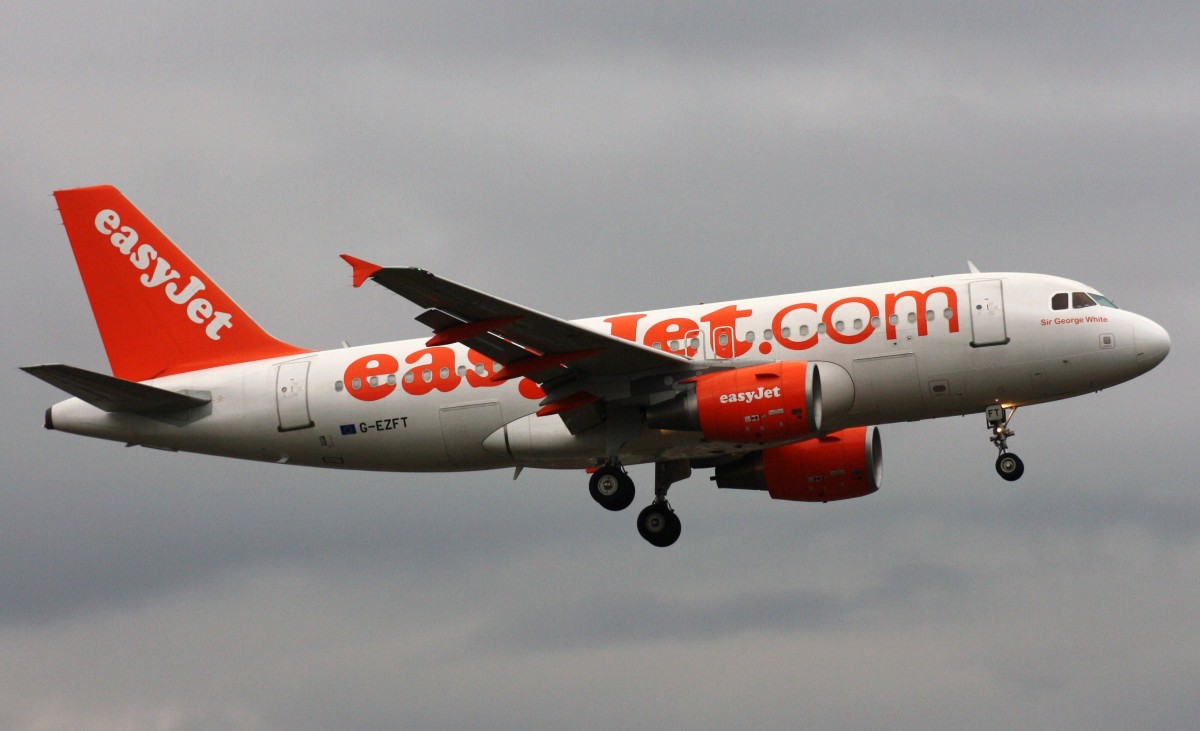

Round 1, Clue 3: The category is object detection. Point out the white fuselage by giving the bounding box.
[47,271,1169,472]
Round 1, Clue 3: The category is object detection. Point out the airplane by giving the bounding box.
[24,185,1171,547]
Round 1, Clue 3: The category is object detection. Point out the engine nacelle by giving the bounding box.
[647,361,820,443]
[714,426,881,502]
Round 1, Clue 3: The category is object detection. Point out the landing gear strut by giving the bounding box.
[636,460,690,547]
[986,405,1024,481]
[589,463,635,511]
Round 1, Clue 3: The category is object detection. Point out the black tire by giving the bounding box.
[589,467,635,511]
[664,510,682,545]
[637,504,681,547]
[995,453,1025,481]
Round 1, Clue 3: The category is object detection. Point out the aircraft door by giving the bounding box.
[969,280,1009,347]
[276,361,314,431]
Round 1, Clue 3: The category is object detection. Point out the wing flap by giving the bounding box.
[342,260,693,381]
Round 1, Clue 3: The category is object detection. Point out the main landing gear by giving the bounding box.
[636,460,690,548]
[986,404,1024,481]
[588,464,636,511]
[588,459,690,547]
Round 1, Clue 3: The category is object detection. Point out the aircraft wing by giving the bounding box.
[341,256,703,430]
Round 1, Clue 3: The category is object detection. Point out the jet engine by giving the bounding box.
[646,361,821,443]
[714,426,881,502]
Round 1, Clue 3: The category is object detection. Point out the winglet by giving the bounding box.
[340,254,384,288]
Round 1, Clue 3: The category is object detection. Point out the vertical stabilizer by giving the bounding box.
[53,185,309,381]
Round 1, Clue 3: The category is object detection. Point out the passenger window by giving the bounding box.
[907,312,917,324]
[925,310,934,322]
[762,329,772,341]
[334,380,344,392]
[1051,292,1068,310]
[745,331,755,343]
[781,327,791,338]
[717,332,730,346]
[853,318,863,330]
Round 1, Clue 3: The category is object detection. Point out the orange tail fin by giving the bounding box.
[54,185,310,381]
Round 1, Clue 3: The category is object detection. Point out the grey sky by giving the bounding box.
[2,3,1197,730]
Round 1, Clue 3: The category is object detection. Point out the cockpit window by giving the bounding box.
[1052,290,1119,310]
[1072,292,1096,308]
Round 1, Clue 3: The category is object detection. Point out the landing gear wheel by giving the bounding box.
[995,453,1024,481]
[589,466,635,511]
[637,503,682,547]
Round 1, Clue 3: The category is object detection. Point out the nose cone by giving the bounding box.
[1134,319,1171,373]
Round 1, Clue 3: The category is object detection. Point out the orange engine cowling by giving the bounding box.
[714,426,881,502]
[646,361,820,443]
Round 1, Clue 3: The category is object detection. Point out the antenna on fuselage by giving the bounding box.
[968,261,981,274]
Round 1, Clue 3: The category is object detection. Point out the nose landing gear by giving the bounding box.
[986,405,1024,481]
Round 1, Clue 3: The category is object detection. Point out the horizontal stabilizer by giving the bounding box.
[21,364,211,414]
